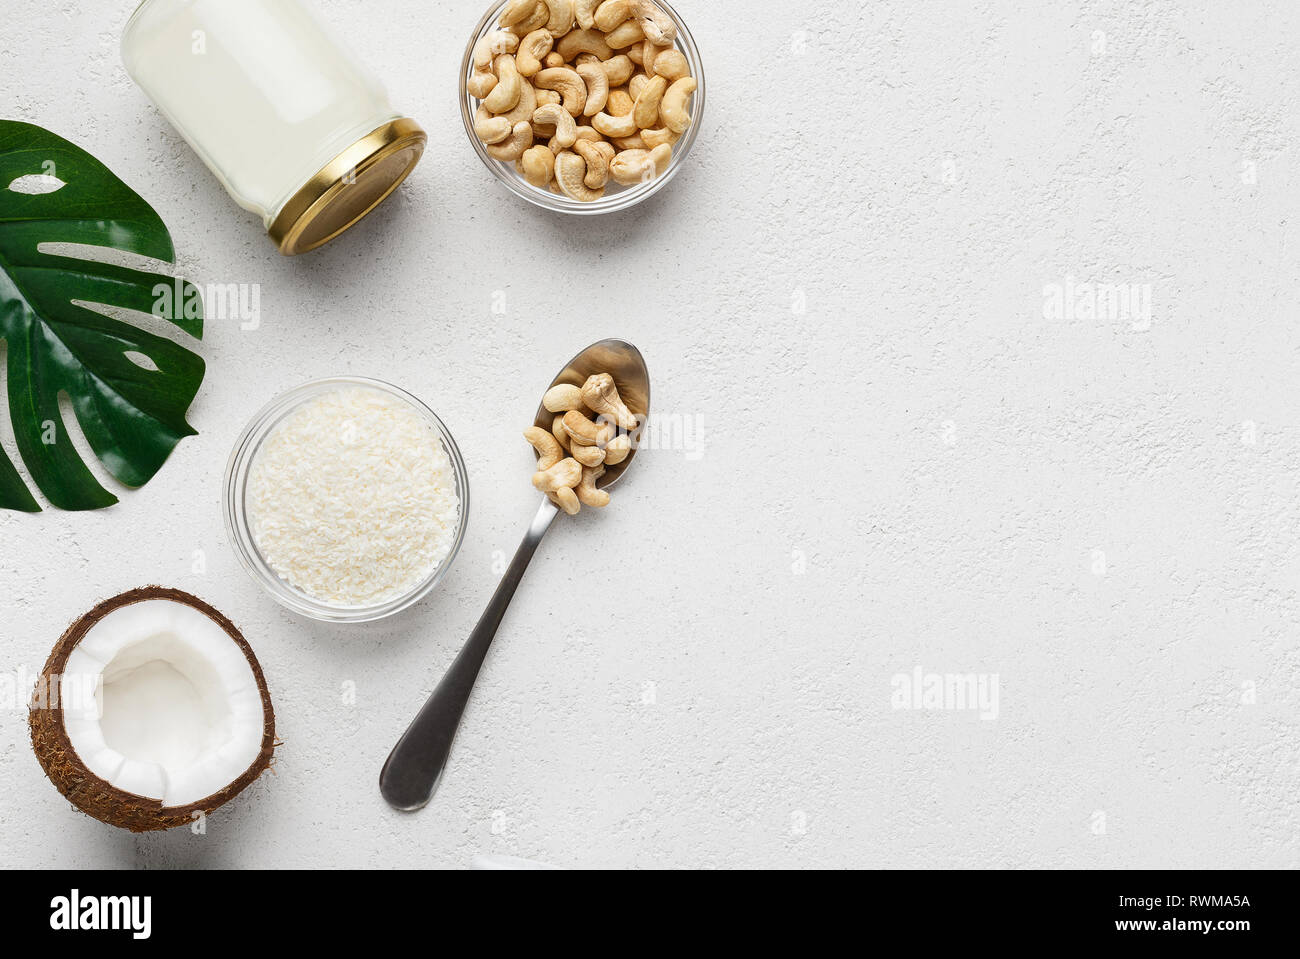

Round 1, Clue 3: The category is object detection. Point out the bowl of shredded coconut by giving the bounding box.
[223,378,469,623]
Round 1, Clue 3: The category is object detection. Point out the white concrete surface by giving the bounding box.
[2,0,1298,869]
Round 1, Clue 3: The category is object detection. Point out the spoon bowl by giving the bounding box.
[533,338,650,491]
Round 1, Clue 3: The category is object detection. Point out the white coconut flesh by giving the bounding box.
[58,600,266,807]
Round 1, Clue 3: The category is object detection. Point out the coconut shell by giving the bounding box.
[29,587,277,832]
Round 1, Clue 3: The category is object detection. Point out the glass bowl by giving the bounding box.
[460,0,705,214]
[223,377,470,624]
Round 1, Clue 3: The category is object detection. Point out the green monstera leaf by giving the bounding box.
[0,120,204,511]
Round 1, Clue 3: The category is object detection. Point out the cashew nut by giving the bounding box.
[593,0,633,31]
[556,28,613,61]
[534,67,587,116]
[641,126,679,149]
[554,150,606,201]
[581,373,638,429]
[534,103,578,149]
[499,76,538,123]
[473,30,520,69]
[601,54,635,86]
[563,409,616,446]
[541,0,575,35]
[575,0,600,30]
[632,74,666,128]
[535,87,562,108]
[591,110,638,138]
[603,434,631,466]
[467,65,498,99]
[604,20,644,50]
[577,465,610,508]
[515,29,553,76]
[626,41,644,65]
[554,488,582,514]
[632,0,676,45]
[651,48,689,81]
[628,73,650,100]
[473,105,512,142]
[543,383,585,412]
[533,458,582,514]
[571,442,605,468]
[569,125,604,147]
[519,144,555,187]
[659,75,695,133]
[573,138,612,188]
[610,132,647,151]
[482,54,523,113]
[524,426,564,469]
[552,413,572,448]
[606,88,634,117]
[575,61,610,116]
[551,124,601,154]
[649,142,674,175]
[505,2,549,34]
[500,0,538,27]
[531,104,558,135]
[474,106,513,144]
[545,51,566,68]
[485,121,534,161]
[533,456,582,491]
[640,41,668,75]
[609,144,671,184]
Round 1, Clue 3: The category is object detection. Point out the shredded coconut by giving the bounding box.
[247,387,461,606]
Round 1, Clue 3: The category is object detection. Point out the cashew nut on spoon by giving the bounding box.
[532,341,648,517]
[380,340,650,813]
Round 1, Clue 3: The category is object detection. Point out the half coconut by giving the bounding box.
[30,587,276,832]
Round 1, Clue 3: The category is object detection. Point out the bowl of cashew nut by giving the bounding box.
[460,0,704,212]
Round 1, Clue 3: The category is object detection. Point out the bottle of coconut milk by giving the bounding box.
[121,0,426,254]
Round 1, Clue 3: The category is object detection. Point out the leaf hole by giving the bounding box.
[124,351,161,373]
[8,174,66,195]
[57,390,127,497]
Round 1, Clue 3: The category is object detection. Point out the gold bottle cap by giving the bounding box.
[268,118,427,256]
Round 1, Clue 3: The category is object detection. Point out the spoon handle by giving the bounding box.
[380,498,560,811]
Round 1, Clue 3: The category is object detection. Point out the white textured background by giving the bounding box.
[2,0,1299,869]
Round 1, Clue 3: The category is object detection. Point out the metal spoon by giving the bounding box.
[379,339,650,811]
